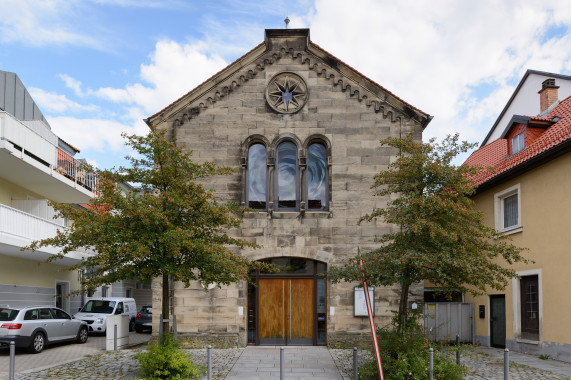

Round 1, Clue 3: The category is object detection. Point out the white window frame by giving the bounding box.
[512,268,542,343]
[494,184,522,234]
[512,133,524,155]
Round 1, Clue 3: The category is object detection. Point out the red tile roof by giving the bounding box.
[466,95,571,187]
[58,137,81,153]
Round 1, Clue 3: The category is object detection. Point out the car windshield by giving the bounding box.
[139,306,152,314]
[80,300,116,314]
[0,308,19,321]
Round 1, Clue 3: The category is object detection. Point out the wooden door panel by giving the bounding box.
[259,279,284,342]
[289,279,314,342]
[258,278,315,345]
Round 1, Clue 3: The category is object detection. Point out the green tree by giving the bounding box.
[26,128,261,335]
[328,133,528,328]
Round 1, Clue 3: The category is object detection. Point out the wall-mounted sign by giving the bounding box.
[354,286,375,317]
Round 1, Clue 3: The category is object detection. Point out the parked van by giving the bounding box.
[74,298,137,333]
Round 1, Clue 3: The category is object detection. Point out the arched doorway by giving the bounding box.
[247,257,327,345]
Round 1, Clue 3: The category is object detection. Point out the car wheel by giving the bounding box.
[129,319,135,332]
[76,326,88,343]
[29,332,45,354]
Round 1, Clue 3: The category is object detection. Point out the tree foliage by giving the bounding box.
[26,128,261,333]
[328,133,529,326]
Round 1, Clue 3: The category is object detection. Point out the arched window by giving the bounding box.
[275,141,299,210]
[246,143,267,210]
[306,143,328,211]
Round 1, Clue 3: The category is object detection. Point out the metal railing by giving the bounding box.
[0,111,98,194]
[57,149,98,193]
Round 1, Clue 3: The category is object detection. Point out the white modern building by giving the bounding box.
[0,70,97,313]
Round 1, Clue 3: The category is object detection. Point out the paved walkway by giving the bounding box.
[226,346,344,379]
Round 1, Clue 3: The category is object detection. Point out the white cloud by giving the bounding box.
[94,40,228,114]
[14,0,571,169]
[49,116,148,153]
[29,88,98,114]
[59,74,88,97]
[305,0,571,145]
[29,38,229,168]
[91,0,185,7]
[0,0,102,48]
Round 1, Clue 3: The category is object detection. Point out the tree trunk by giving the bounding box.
[161,273,169,342]
[398,282,410,333]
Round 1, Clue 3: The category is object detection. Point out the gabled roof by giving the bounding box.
[466,95,571,189]
[58,137,81,154]
[480,69,571,146]
[146,29,431,129]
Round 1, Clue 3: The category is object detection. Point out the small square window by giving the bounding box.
[512,133,524,155]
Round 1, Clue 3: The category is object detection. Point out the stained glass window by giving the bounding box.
[276,141,298,210]
[307,143,328,210]
[247,143,267,210]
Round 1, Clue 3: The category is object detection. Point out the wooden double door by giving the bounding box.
[258,278,314,345]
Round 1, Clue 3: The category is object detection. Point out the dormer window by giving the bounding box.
[512,133,524,155]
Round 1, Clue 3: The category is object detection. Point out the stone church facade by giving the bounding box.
[146,29,431,347]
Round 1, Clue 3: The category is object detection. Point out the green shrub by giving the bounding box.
[136,334,202,379]
[359,312,466,380]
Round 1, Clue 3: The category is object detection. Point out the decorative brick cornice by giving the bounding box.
[167,46,419,131]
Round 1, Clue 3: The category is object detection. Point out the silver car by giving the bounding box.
[0,306,88,353]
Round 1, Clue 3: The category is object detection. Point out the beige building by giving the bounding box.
[146,28,431,347]
[465,76,571,361]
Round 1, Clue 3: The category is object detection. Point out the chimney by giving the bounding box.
[538,78,559,113]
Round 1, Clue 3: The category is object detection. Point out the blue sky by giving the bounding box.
[2,0,571,169]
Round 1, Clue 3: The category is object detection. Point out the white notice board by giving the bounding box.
[354,286,375,317]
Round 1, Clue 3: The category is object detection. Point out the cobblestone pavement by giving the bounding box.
[8,348,243,380]
[456,346,571,380]
[330,349,372,379]
[3,344,571,379]
[0,332,151,380]
[331,346,571,380]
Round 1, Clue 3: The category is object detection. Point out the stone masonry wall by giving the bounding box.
[153,40,424,347]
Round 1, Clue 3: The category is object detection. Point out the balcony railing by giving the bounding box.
[57,149,97,193]
[0,111,98,194]
[0,203,64,243]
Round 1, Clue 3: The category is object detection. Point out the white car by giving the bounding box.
[74,298,137,333]
[0,306,88,353]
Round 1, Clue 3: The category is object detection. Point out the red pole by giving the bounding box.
[360,258,385,380]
